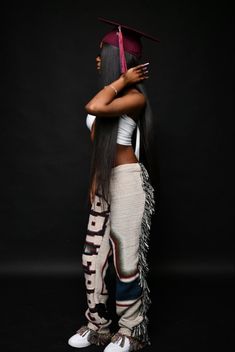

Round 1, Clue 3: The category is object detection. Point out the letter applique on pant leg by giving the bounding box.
[82,194,112,334]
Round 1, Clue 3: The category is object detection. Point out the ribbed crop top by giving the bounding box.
[86,113,140,161]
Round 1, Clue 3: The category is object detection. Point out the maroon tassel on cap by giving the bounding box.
[117,25,127,73]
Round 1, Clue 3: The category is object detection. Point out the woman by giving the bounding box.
[68,17,159,352]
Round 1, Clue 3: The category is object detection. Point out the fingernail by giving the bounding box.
[142,62,150,66]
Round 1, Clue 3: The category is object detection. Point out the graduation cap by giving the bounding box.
[98,16,160,73]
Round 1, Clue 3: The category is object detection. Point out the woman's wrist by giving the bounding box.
[106,75,128,95]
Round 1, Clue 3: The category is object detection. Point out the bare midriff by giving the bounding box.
[90,119,139,167]
[114,144,138,166]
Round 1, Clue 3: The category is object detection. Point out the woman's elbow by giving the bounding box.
[85,103,94,114]
[85,103,104,116]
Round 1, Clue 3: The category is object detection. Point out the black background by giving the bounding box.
[0,1,234,351]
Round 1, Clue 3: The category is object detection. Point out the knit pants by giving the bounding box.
[82,162,155,345]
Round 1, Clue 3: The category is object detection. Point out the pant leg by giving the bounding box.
[82,193,112,334]
[109,162,155,345]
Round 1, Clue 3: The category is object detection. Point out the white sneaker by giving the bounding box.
[104,334,131,352]
[68,326,92,348]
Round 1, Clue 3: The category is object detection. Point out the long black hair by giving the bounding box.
[87,42,158,205]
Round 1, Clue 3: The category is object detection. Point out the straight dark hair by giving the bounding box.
[86,43,158,205]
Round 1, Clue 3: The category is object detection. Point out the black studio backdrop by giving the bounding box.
[0,0,234,278]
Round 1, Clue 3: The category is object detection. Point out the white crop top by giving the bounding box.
[86,114,140,161]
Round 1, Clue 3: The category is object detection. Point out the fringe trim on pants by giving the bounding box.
[131,162,156,346]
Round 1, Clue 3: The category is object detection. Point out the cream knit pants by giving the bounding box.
[82,162,155,345]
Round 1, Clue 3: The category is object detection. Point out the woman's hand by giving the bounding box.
[89,185,95,204]
[89,175,97,204]
[122,63,149,86]
[89,188,95,204]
